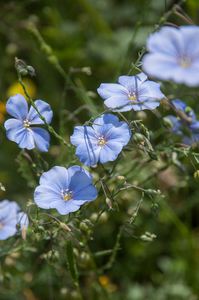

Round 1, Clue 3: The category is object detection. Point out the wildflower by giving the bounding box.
[34,166,98,215]
[70,113,131,166]
[4,94,53,152]
[0,200,29,240]
[97,73,164,112]
[142,26,199,87]
[164,99,199,145]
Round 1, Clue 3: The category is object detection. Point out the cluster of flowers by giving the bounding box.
[1,25,199,240]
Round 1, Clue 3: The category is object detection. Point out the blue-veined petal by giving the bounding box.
[5,94,28,120]
[97,83,127,99]
[118,73,147,90]
[39,166,69,192]
[31,127,50,152]
[75,143,100,166]
[28,100,53,124]
[68,166,95,193]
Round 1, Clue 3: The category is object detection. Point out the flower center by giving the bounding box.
[23,118,32,129]
[128,88,137,101]
[61,189,72,201]
[98,135,106,146]
[0,222,3,229]
[179,54,191,68]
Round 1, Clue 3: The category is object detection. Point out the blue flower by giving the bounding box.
[34,166,98,215]
[142,26,199,87]
[165,99,199,145]
[70,113,131,166]
[97,73,164,112]
[4,94,53,152]
[0,200,29,240]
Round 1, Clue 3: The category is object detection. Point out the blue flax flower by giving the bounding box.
[142,26,199,87]
[70,113,131,166]
[34,166,98,215]
[97,73,164,112]
[0,200,29,240]
[165,99,199,145]
[4,94,53,152]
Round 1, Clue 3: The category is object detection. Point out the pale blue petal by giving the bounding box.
[72,185,97,204]
[104,96,131,110]
[39,166,69,192]
[55,201,80,215]
[68,166,94,193]
[106,122,131,145]
[99,142,123,163]
[180,26,199,57]
[0,226,17,240]
[0,200,20,222]
[70,126,96,146]
[34,185,62,208]
[28,100,53,124]
[97,83,127,99]
[146,26,183,56]
[172,99,187,111]
[16,128,35,150]
[75,143,100,166]
[4,119,24,141]
[92,114,119,130]
[138,81,164,100]
[6,94,28,120]
[31,127,50,152]
[118,73,148,90]
[17,212,29,229]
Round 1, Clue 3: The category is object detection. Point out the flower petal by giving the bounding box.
[138,81,164,100]
[70,126,96,146]
[104,96,131,110]
[4,119,23,141]
[5,94,28,120]
[39,166,69,192]
[31,127,50,152]
[75,143,100,166]
[118,73,148,90]
[28,100,53,124]
[99,142,123,163]
[97,83,128,99]
[68,166,95,193]
[72,184,97,204]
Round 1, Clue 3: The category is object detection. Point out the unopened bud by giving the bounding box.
[151,203,159,218]
[132,133,146,145]
[19,68,28,76]
[21,225,28,240]
[194,170,199,182]
[60,222,71,232]
[162,117,174,132]
[26,65,36,76]
[148,150,159,160]
[106,198,112,210]
[140,234,153,242]
[117,175,125,181]
[46,250,59,264]
[82,67,92,75]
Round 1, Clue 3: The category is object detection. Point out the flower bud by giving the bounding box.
[82,67,92,75]
[26,65,36,76]
[194,170,199,182]
[21,225,28,240]
[148,150,159,160]
[46,250,60,264]
[106,197,112,210]
[162,117,174,132]
[151,203,159,218]
[19,68,28,76]
[117,175,125,181]
[132,133,146,145]
[60,222,71,232]
[140,234,153,242]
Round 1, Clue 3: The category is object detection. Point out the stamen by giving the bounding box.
[179,54,191,68]
[61,189,73,201]
[23,118,32,129]
[128,88,137,101]
[98,136,106,146]
[0,222,3,229]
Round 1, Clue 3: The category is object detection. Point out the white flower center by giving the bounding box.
[128,88,137,101]
[23,118,32,129]
[61,189,72,201]
[97,135,106,146]
[0,222,3,229]
[179,54,191,68]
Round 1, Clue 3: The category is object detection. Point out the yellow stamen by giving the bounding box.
[0,222,3,229]
[98,136,106,146]
[61,189,72,201]
[179,55,191,68]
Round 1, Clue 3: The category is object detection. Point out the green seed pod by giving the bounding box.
[19,68,28,76]
[132,133,146,145]
[140,235,153,242]
[46,250,60,264]
[26,65,36,76]
[194,170,199,182]
[162,117,174,132]
[151,203,159,218]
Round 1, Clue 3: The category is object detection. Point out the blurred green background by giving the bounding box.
[1,0,199,299]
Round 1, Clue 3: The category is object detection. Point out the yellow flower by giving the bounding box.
[7,78,36,99]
